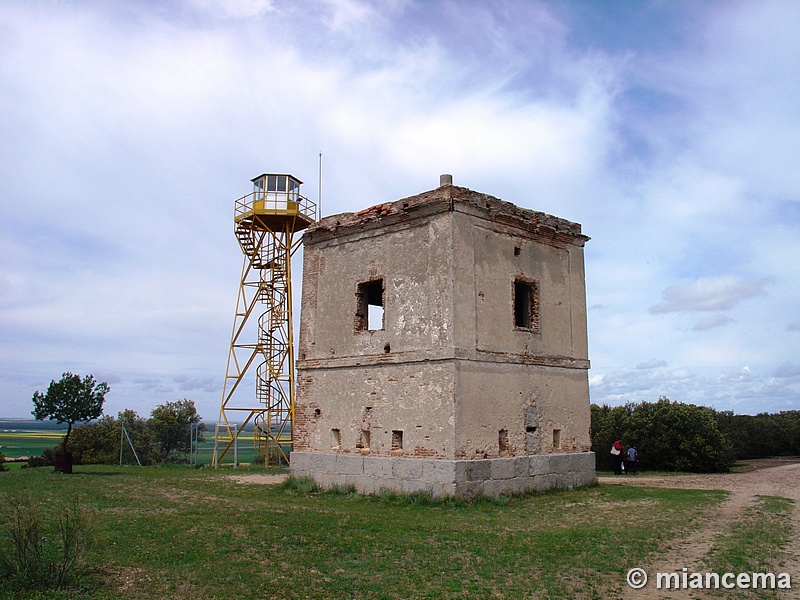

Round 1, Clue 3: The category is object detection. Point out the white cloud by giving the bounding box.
[1,1,799,420]
[635,359,666,370]
[773,363,800,379]
[692,314,734,331]
[187,0,275,19]
[649,276,772,314]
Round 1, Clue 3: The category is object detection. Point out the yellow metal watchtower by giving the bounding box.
[214,173,316,467]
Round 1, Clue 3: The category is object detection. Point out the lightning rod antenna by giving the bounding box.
[318,152,323,219]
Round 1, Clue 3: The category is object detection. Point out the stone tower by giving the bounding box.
[290,176,595,496]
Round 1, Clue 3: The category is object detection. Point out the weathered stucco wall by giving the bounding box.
[448,205,591,458]
[454,362,592,458]
[298,206,455,363]
[295,362,456,458]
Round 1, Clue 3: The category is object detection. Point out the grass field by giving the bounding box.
[1,426,794,598]
[0,428,263,467]
[0,430,66,470]
[0,464,737,599]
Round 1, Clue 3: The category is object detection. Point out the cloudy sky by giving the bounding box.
[2,0,799,421]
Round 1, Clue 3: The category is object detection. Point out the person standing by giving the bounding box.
[612,439,624,474]
[626,446,638,475]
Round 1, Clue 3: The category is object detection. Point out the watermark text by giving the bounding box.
[627,568,792,590]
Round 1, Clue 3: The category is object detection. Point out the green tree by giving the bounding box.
[118,409,158,465]
[591,397,733,473]
[60,409,159,466]
[68,415,120,465]
[31,372,109,454]
[718,410,800,459]
[0,450,8,472]
[148,399,204,461]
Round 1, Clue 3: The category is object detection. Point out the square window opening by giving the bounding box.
[498,429,509,454]
[514,279,539,332]
[356,279,385,331]
[356,429,371,450]
[552,428,561,449]
[391,430,403,451]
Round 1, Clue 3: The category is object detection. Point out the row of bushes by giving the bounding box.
[591,397,800,473]
[28,400,205,468]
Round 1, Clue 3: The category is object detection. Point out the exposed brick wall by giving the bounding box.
[293,373,316,451]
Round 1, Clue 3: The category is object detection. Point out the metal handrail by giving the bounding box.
[234,190,317,221]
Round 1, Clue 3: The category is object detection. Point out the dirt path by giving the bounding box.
[227,473,288,485]
[598,458,800,599]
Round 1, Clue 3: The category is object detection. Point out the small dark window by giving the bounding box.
[498,429,509,454]
[514,246,521,256]
[552,429,561,449]
[514,279,539,332]
[356,279,384,331]
[331,429,341,449]
[356,429,370,450]
[391,430,403,451]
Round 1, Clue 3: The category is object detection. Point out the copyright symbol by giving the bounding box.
[627,568,648,589]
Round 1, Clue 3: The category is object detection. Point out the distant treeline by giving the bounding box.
[24,400,205,468]
[0,419,66,431]
[592,397,800,473]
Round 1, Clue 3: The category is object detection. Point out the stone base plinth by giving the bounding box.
[289,451,596,498]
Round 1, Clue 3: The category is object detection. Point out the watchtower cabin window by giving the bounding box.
[513,279,540,332]
[356,279,385,331]
[251,174,301,205]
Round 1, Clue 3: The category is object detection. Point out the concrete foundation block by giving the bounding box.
[335,453,364,475]
[422,459,456,483]
[401,478,431,495]
[551,454,574,474]
[363,456,393,478]
[575,451,596,471]
[533,473,558,493]
[295,451,335,475]
[393,458,424,480]
[513,457,530,478]
[432,481,457,498]
[482,478,511,497]
[555,472,575,490]
[490,457,516,480]
[464,459,491,482]
[352,475,376,495]
[573,468,597,488]
[291,451,594,497]
[455,480,483,499]
[288,451,310,474]
[315,472,335,490]
[509,476,535,495]
[454,460,468,483]
[529,455,552,476]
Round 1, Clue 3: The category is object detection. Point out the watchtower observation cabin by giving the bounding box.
[214,173,317,468]
[236,174,315,232]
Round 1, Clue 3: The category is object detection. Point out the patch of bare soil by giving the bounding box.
[598,458,800,599]
[228,473,288,485]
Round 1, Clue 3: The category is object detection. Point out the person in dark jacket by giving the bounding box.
[626,446,638,475]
